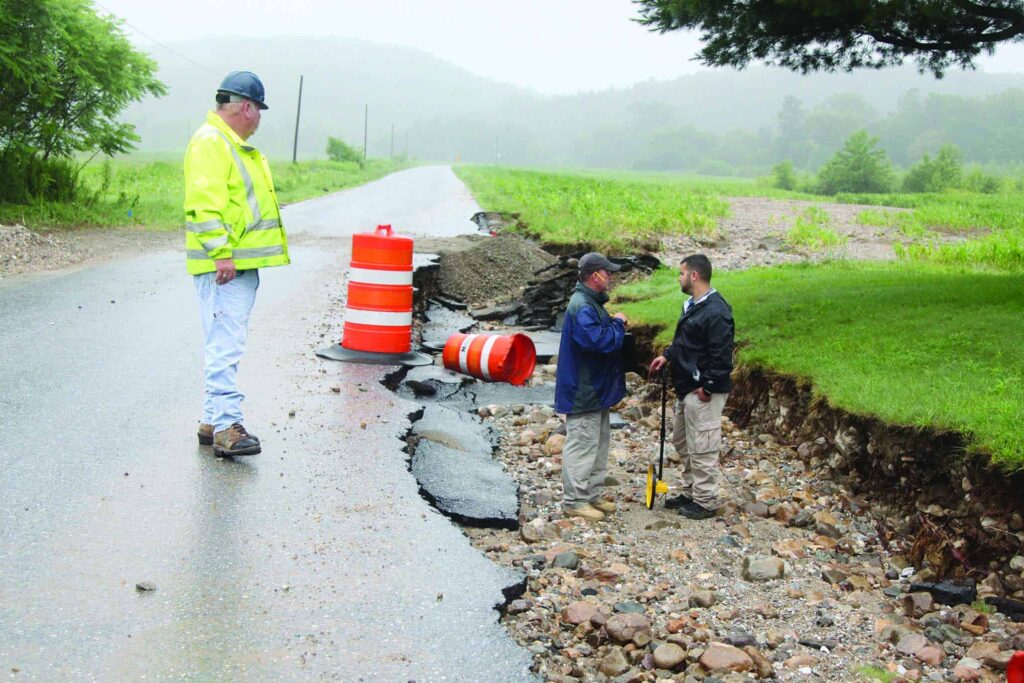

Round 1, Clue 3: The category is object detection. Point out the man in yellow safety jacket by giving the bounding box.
[184,70,289,457]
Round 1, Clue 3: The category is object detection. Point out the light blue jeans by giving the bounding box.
[194,269,259,433]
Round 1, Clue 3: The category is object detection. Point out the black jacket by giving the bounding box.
[663,290,734,395]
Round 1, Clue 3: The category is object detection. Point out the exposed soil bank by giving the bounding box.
[726,365,1024,583]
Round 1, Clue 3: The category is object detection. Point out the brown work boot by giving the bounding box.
[197,422,214,446]
[564,503,604,521]
[590,498,616,514]
[213,423,261,457]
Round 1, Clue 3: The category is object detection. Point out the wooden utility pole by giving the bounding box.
[363,104,368,162]
[292,75,304,164]
[390,124,395,160]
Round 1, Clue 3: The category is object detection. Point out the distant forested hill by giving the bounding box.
[123,36,1024,172]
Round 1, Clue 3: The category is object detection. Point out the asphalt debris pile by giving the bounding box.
[438,233,558,307]
[463,367,1024,683]
[434,231,659,330]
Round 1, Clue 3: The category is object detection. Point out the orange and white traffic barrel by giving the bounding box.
[316,224,431,366]
[442,333,536,386]
[1009,651,1023,683]
[343,224,413,354]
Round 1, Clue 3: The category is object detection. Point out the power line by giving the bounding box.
[91,1,218,74]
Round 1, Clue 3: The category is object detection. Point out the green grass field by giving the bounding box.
[0,157,410,230]
[785,206,848,251]
[614,262,1024,468]
[455,166,731,251]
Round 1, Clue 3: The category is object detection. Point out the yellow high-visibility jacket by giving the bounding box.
[183,111,290,274]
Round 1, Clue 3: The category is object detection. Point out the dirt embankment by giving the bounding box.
[0,223,179,279]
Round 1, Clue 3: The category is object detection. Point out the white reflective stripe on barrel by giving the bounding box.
[478,335,499,380]
[344,308,412,326]
[458,334,476,374]
[348,267,413,286]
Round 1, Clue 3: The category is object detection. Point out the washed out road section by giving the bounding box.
[0,166,535,680]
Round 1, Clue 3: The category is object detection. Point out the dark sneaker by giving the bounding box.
[677,501,716,520]
[213,423,261,457]
[663,493,693,509]
[197,422,214,446]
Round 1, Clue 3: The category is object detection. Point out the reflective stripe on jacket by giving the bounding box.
[183,111,290,274]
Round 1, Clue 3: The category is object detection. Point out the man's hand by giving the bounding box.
[695,387,712,402]
[648,354,667,378]
[613,312,628,326]
[215,258,236,285]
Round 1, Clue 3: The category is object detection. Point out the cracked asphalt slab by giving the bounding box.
[0,166,536,681]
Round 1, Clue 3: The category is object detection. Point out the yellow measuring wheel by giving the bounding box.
[645,368,670,510]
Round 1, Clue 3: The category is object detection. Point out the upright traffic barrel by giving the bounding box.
[442,333,536,386]
[343,224,413,353]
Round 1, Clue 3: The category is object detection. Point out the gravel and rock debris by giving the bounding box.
[460,369,1023,683]
[0,223,179,278]
[657,197,967,272]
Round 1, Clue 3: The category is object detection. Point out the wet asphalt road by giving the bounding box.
[0,166,536,681]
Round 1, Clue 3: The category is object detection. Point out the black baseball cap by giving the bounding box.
[578,252,622,276]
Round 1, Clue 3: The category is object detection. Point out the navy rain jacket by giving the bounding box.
[554,282,627,414]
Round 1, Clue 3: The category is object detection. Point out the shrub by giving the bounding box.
[815,131,895,195]
[903,144,963,193]
[0,146,78,203]
[326,137,364,166]
[770,160,798,190]
[962,167,1002,194]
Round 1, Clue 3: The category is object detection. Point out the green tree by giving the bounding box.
[0,0,165,160]
[903,144,963,192]
[816,130,894,195]
[634,1,1024,75]
[326,136,364,166]
[775,96,807,166]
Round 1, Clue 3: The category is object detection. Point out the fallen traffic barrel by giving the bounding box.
[1009,651,1023,683]
[343,224,413,353]
[442,333,536,385]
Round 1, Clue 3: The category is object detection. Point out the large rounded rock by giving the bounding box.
[562,601,597,626]
[700,643,753,673]
[896,633,928,656]
[653,643,686,669]
[544,433,566,455]
[599,646,630,676]
[742,555,785,581]
[605,613,651,644]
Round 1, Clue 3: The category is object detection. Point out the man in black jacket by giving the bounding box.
[649,254,734,520]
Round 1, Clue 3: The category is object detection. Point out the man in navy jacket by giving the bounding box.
[649,254,734,520]
[555,253,629,521]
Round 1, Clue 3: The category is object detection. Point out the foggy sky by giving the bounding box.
[95,0,1024,95]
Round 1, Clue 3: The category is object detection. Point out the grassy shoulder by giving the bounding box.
[0,157,410,231]
[454,166,732,251]
[613,261,1024,469]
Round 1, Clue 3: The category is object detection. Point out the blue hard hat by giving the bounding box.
[217,70,268,110]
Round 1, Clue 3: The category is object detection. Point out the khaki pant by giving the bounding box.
[671,391,729,509]
[561,410,610,507]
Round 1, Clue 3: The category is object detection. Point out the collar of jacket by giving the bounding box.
[205,110,257,152]
[682,289,718,318]
[575,281,609,305]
